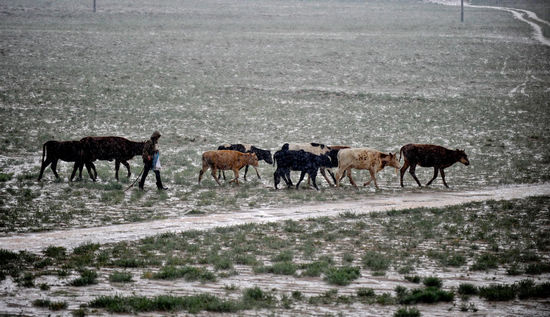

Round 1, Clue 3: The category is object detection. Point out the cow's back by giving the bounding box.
[402,144,447,167]
[81,136,131,161]
[46,140,83,162]
[203,150,242,170]
[288,143,329,155]
[338,148,378,169]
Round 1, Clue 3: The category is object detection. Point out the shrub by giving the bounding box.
[109,271,133,283]
[0,173,12,182]
[43,246,66,259]
[357,288,375,298]
[149,266,216,282]
[405,275,421,283]
[362,251,390,271]
[516,279,550,299]
[399,287,454,305]
[478,284,516,301]
[394,307,421,317]
[70,269,98,286]
[458,283,478,295]
[422,276,442,288]
[323,266,361,286]
[471,254,498,271]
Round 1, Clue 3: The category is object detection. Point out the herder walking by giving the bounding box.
[139,131,168,190]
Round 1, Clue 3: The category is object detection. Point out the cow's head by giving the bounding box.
[381,152,401,171]
[318,153,332,167]
[456,149,470,166]
[247,153,259,167]
[259,149,273,165]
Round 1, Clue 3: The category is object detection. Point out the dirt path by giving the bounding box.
[1,183,549,253]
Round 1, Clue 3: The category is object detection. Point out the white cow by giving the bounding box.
[335,148,400,189]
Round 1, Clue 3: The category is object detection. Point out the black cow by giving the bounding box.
[399,143,470,188]
[217,143,273,180]
[80,136,145,181]
[273,146,333,190]
[37,140,96,181]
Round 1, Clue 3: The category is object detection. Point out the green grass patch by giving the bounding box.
[148,265,216,282]
[109,271,133,283]
[323,266,361,286]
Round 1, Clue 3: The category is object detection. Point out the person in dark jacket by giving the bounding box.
[139,131,168,190]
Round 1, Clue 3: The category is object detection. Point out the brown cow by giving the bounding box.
[198,150,259,186]
[335,148,400,189]
[37,140,96,181]
[399,143,470,188]
[80,136,145,181]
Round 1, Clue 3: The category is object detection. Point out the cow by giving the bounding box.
[198,150,259,186]
[335,148,400,189]
[217,143,273,180]
[37,140,96,181]
[273,146,333,190]
[80,136,145,181]
[284,143,339,186]
[399,143,470,188]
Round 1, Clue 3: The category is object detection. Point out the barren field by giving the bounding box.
[0,0,549,316]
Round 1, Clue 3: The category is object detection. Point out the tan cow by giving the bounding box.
[198,150,259,186]
[335,148,400,189]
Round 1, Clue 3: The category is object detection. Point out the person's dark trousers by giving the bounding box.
[139,162,165,189]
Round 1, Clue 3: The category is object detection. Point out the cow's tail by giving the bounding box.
[399,146,404,162]
[41,142,47,165]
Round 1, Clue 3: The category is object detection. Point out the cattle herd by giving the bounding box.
[37,136,470,190]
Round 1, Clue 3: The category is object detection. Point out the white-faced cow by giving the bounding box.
[199,150,259,186]
[273,146,333,190]
[80,136,145,181]
[37,140,96,181]
[217,143,273,180]
[399,143,470,188]
[335,148,400,189]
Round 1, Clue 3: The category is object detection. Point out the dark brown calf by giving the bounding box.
[80,136,145,181]
[399,143,469,188]
[37,140,96,181]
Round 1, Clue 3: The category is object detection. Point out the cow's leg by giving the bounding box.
[310,170,319,190]
[89,162,98,181]
[70,162,80,181]
[346,168,357,187]
[122,161,131,178]
[365,168,379,189]
[327,169,337,185]
[251,165,261,179]
[211,168,223,186]
[400,161,410,187]
[115,160,121,181]
[426,167,439,186]
[440,168,449,188]
[229,168,239,185]
[85,162,96,181]
[274,169,281,189]
[335,165,349,186]
[198,165,208,184]
[51,159,60,179]
[38,157,54,181]
[320,168,333,186]
[409,164,422,187]
[296,171,307,189]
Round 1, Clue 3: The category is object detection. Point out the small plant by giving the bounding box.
[478,284,516,301]
[323,266,361,286]
[109,271,133,283]
[44,246,67,259]
[458,283,478,295]
[394,307,421,317]
[362,250,390,271]
[422,276,442,288]
[357,288,376,298]
[405,275,421,283]
[70,269,98,286]
[471,253,499,271]
[0,172,12,182]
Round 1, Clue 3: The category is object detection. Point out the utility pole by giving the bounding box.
[93,0,96,12]
[461,0,464,22]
